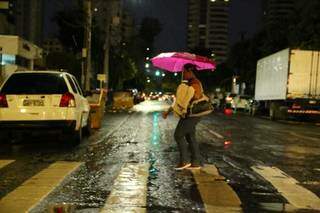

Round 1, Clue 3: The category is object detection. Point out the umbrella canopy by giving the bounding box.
[151,52,216,73]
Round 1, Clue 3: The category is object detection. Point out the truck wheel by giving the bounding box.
[270,103,280,120]
[279,106,288,120]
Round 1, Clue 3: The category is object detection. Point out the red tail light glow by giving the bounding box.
[0,93,8,108]
[292,103,301,109]
[59,92,76,107]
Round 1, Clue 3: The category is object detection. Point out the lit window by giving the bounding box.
[1,54,16,65]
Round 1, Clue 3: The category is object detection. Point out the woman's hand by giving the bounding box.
[162,111,169,119]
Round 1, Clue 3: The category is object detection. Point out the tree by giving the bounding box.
[53,7,84,53]
[139,17,162,48]
[46,52,81,81]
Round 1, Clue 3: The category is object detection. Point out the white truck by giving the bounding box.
[254,48,320,120]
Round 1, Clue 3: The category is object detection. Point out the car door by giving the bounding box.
[69,75,90,127]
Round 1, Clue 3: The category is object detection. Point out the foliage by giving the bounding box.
[53,7,84,53]
[139,17,162,47]
[46,52,81,81]
[109,45,138,90]
[122,17,162,90]
[226,0,320,94]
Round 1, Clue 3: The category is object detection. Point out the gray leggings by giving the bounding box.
[174,117,201,164]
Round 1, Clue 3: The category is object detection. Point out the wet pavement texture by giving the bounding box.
[0,100,319,212]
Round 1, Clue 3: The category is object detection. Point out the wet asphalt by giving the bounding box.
[0,100,319,212]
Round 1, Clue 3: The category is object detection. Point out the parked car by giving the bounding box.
[208,92,221,110]
[112,91,134,109]
[226,94,252,111]
[0,71,91,145]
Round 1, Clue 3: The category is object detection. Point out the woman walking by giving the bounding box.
[162,63,203,170]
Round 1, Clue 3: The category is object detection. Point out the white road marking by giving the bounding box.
[199,124,224,139]
[252,166,320,210]
[0,161,82,212]
[191,164,242,212]
[0,160,15,169]
[101,163,149,213]
[208,129,224,139]
[289,132,320,142]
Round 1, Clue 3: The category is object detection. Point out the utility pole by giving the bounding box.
[103,0,112,90]
[83,0,92,91]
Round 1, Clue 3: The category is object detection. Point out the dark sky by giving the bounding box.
[123,0,188,53]
[45,0,263,52]
[124,0,263,53]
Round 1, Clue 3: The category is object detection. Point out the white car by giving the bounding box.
[226,94,252,111]
[0,71,91,145]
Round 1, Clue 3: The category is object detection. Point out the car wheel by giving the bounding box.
[83,115,92,136]
[70,123,82,146]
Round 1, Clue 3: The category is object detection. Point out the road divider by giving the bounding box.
[252,165,320,210]
[0,161,82,212]
[101,163,149,213]
[0,160,15,169]
[191,164,242,212]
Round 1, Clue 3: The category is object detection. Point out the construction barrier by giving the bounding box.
[87,90,107,129]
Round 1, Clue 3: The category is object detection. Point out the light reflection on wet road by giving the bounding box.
[0,100,319,212]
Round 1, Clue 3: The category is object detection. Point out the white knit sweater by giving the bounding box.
[172,82,195,118]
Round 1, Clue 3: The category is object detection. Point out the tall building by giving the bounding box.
[187,0,230,63]
[15,0,44,45]
[263,0,295,24]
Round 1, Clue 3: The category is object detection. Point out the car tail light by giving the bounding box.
[0,93,8,108]
[59,92,76,107]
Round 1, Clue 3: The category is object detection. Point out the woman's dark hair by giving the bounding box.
[183,63,197,72]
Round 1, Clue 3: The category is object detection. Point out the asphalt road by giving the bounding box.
[0,100,319,212]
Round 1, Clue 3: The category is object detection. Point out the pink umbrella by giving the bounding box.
[151,52,216,73]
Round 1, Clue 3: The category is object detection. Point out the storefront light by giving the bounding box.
[1,54,16,65]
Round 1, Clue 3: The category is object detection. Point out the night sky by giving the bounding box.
[44,0,263,53]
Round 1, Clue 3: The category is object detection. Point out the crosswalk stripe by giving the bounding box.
[191,164,242,213]
[0,160,15,169]
[0,161,82,213]
[101,163,149,213]
[252,166,320,210]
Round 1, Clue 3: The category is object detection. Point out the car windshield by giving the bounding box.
[1,73,68,94]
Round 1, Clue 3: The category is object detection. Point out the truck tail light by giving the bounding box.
[292,103,301,109]
[59,92,76,107]
[0,93,8,108]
